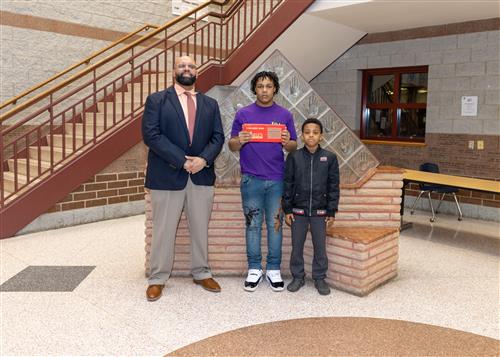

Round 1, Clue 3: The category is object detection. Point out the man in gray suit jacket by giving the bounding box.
[142,55,224,301]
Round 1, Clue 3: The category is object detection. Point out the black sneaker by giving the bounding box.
[314,279,331,295]
[244,269,263,292]
[287,278,305,292]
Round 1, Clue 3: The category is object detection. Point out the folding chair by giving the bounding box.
[410,162,463,222]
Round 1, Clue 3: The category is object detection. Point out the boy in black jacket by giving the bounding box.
[283,118,340,295]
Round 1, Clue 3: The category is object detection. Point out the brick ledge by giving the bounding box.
[327,227,399,244]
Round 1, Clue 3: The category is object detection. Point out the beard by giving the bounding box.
[176,72,197,86]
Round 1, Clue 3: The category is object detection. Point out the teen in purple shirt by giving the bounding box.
[229,71,297,292]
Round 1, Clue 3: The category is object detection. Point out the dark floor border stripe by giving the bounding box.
[0,10,136,43]
[359,17,500,44]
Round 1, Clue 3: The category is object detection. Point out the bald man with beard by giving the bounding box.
[142,56,224,301]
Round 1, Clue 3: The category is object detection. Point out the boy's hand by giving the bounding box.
[281,129,290,146]
[326,216,335,227]
[285,213,295,226]
[238,131,252,145]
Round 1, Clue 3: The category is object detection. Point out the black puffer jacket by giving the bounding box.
[283,146,340,217]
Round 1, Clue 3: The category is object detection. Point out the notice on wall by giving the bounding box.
[461,96,478,117]
[172,0,209,17]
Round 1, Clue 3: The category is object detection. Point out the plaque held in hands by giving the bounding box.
[242,123,285,142]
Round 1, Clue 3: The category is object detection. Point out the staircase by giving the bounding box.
[0,0,315,238]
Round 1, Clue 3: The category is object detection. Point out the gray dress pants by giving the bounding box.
[148,178,214,285]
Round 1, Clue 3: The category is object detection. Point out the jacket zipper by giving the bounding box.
[309,155,313,216]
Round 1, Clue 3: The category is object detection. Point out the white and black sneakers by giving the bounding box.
[265,270,285,292]
[244,269,285,292]
[244,269,263,292]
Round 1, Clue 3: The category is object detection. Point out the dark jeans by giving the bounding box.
[290,215,328,280]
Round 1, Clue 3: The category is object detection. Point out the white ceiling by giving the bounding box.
[232,0,499,85]
[307,0,500,33]
[232,13,365,84]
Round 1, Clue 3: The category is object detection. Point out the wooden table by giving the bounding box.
[401,169,500,229]
[403,169,500,193]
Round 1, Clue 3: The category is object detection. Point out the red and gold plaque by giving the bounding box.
[242,124,285,142]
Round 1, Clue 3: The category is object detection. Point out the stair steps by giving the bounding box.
[65,122,106,137]
[3,171,28,192]
[48,134,86,148]
[7,158,51,177]
[29,146,74,162]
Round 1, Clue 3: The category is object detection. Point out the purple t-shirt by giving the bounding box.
[231,102,297,181]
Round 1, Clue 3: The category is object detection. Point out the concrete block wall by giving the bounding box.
[0,27,110,104]
[1,1,173,31]
[0,0,174,103]
[311,29,499,134]
[310,23,500,220]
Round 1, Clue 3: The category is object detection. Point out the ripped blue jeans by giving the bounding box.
[240,174,283,270]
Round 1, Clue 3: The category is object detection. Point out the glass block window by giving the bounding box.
[215,50,379,187]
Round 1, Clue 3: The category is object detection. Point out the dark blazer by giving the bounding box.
[142,86,224,190]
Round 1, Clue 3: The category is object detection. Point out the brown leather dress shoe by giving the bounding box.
[146,284,164,301]
[193,277,221,292]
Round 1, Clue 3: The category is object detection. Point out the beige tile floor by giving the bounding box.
[1,210,499,356]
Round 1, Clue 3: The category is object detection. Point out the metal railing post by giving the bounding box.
[49,94,54,169]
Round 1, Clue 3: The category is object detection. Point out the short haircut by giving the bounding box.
[301,118,323,134]
[250,71,280,95]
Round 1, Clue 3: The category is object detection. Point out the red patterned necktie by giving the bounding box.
[185,92,196,143]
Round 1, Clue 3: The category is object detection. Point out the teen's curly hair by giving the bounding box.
[250,71,280,95]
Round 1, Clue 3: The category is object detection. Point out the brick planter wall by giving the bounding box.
[144,167,403,295]
[325,228,399,296]
[42,142,147,213]
[45,171,145,213]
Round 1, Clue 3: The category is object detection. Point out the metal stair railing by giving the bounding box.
[0,0,284,207]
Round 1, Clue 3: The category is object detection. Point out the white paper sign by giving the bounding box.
[172,0,208,17]
[461,96,478,117]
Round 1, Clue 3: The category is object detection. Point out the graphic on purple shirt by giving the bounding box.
[231,102,297,181]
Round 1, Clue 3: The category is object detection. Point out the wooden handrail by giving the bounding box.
[0,24,158,110]
[0,0,230,122]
